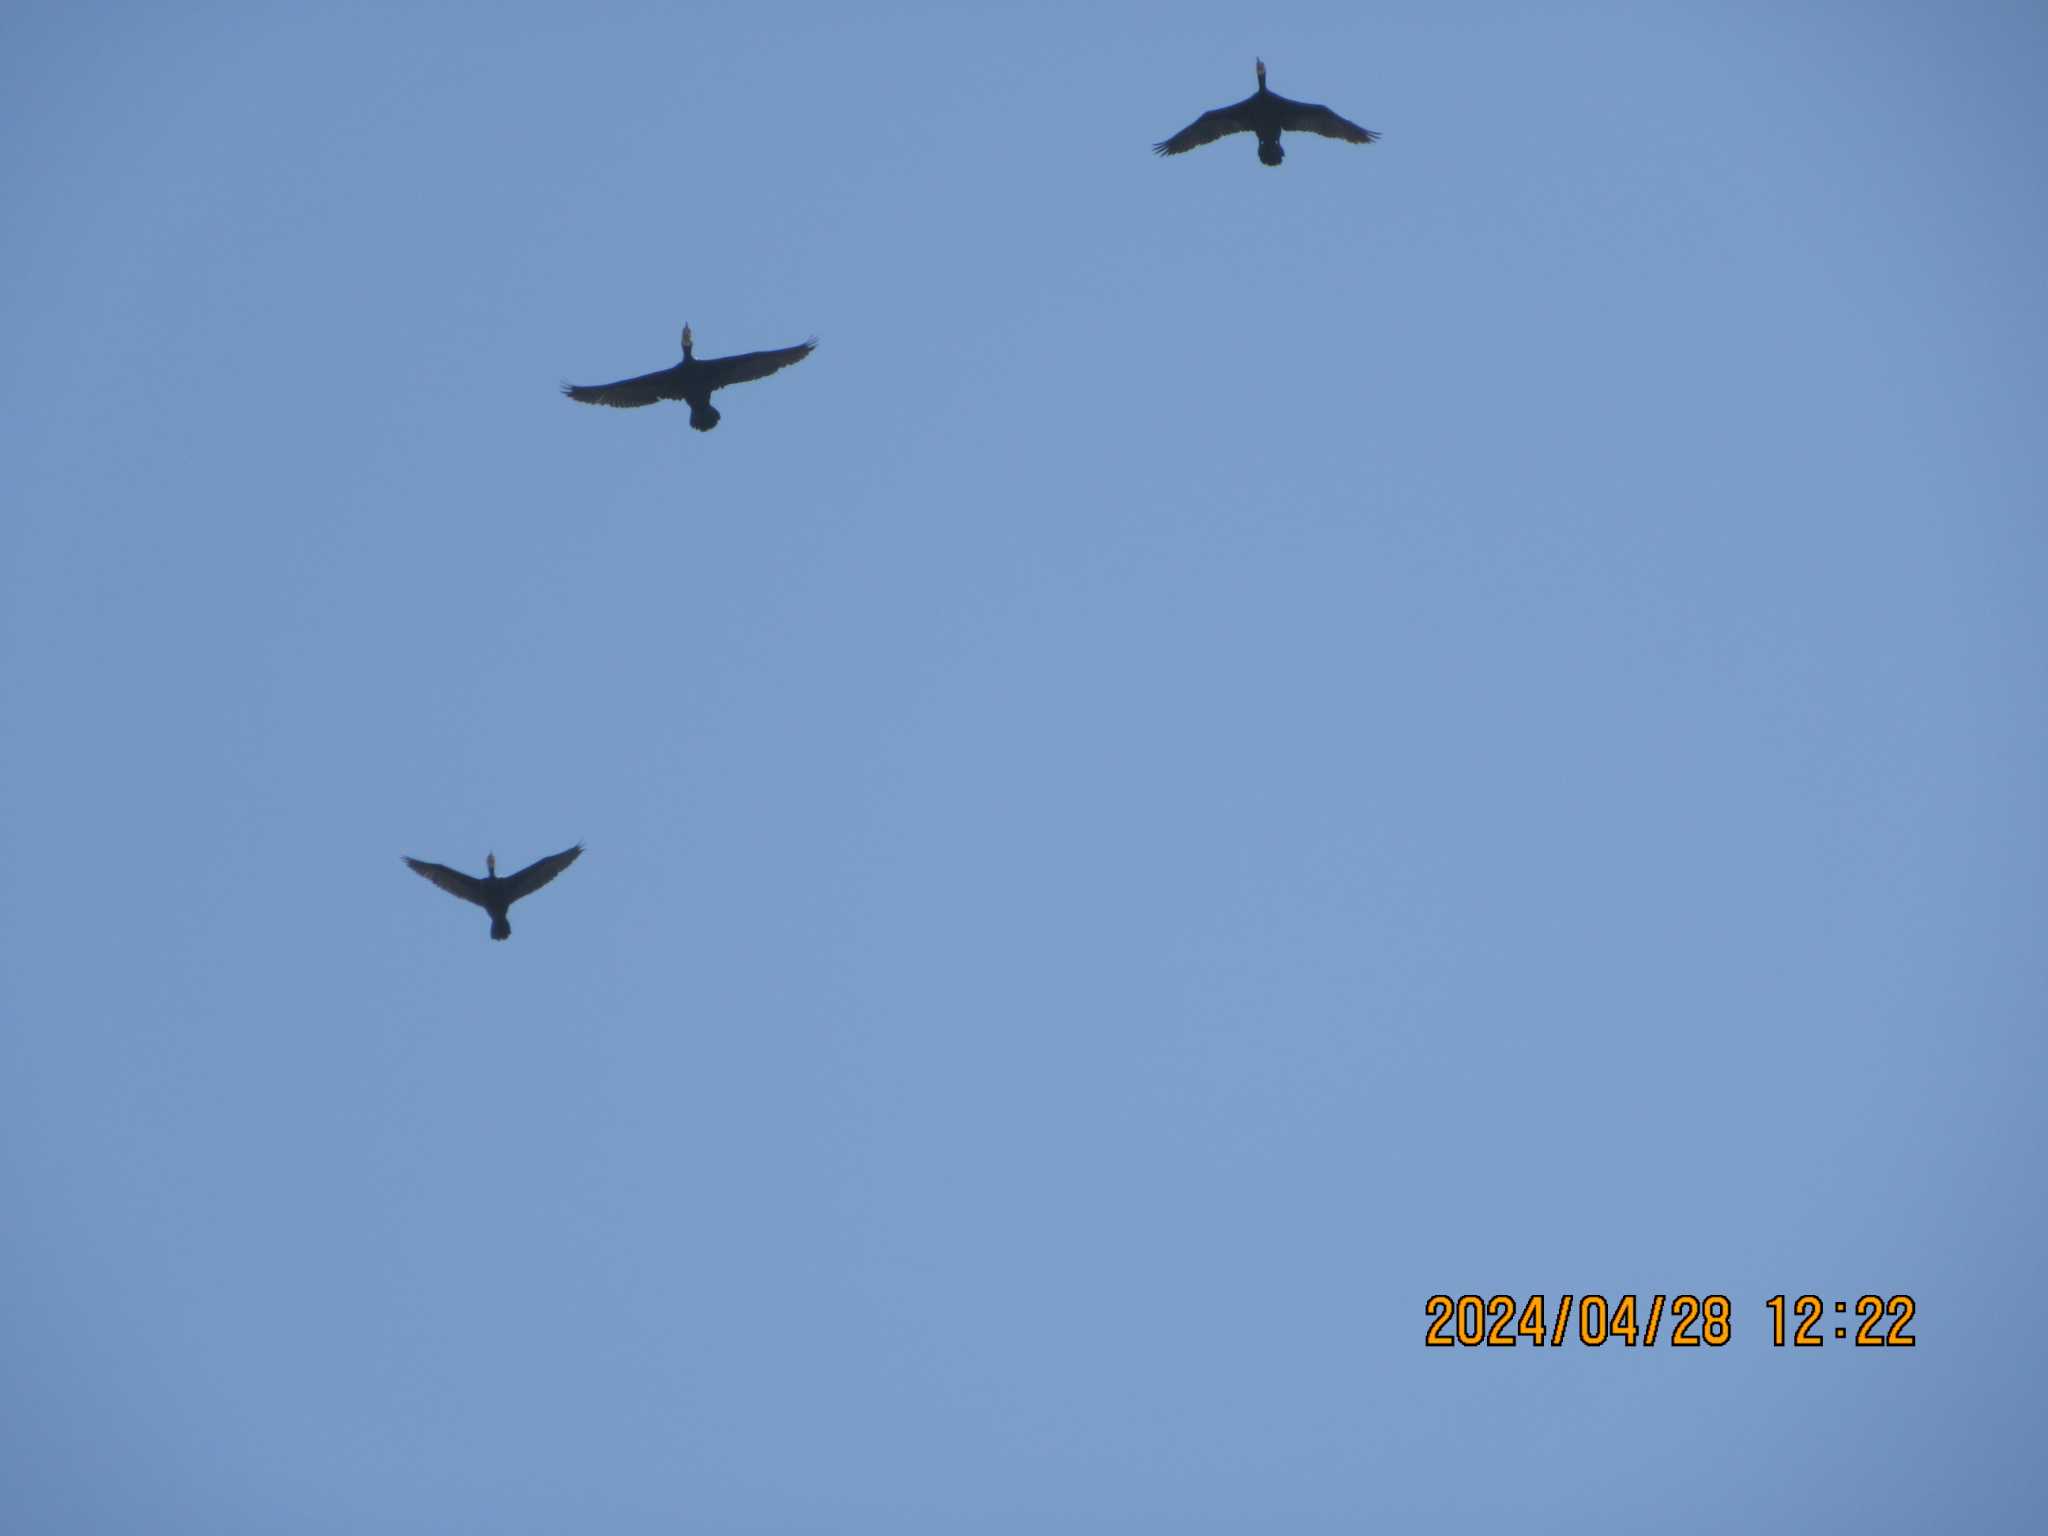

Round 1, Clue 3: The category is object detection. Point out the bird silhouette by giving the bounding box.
[562,324,815,431]
[403,845,584,941]
[1154,59,1378,166]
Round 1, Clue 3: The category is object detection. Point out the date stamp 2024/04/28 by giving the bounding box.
[1424,1294,1917,1348]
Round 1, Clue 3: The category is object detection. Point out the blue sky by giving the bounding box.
[2,2,2044,1530]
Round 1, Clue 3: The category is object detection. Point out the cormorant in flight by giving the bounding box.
[404,845,584,941]
[1154,59,1378,166]
[562,324,815,431]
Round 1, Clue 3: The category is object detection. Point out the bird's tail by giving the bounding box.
[689,401,721,432]
[491,914,512,941]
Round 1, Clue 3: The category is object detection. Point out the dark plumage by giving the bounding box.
[404,845,584,941]
[1154,58,1378,166]
[562,323,815,431]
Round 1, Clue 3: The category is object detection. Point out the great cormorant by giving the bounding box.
[403,845,584,941]
[1154,59,1378,166]
[562,324,815,431]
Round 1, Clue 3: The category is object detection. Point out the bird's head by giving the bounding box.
[681,323,694,360]
[487,853,497,877]
[1255,58,1267,89]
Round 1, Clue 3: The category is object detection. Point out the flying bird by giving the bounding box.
[562,323,815,431]
[404,845,584,941]
[1154,58,1378,166]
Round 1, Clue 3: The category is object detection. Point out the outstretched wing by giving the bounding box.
[1153,99,1254,156]
[1273,97,1379,144]
[500,843,584,904]
[562,367,679,408]
[405,857,489,908]
[701,340,817,394]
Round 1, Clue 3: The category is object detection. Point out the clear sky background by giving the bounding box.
[3,2,2044,1531]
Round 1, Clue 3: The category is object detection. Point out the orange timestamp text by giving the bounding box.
[1425,1293,1918,1347]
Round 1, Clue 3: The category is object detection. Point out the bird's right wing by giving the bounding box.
[1153,102,1252,156]
[404,857,489,907]
[500,843,584,903]
[561,369,674,407]
[702,340,817,392]
[1274,99,1380,144]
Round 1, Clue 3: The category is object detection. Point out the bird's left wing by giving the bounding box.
[404,857,489,907]
[500,843,584,903]
[1274,98,1379,144]
[702,340,817,393]
[562,369,672,408]
[1153,101,1252,156]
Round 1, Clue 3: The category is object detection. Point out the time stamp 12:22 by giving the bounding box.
[1424,1294,1918,1348]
